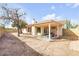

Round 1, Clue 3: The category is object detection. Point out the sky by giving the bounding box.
[0,3,79,27]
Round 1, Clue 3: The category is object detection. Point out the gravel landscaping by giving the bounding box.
[0,32,79,56]
[0,33,41,56]
[12,33,79,56]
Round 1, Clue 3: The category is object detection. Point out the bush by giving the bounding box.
[0,27,5,38]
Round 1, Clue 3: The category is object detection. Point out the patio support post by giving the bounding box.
[41,27,44,35]
[32,26,36,36]
[57,25,59,37]
[48,23,51,40]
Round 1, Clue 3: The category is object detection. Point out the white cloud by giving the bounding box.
[65,3,73,7]
[41,13,64,20]
[56,16,63,20]
[65,3,79,8]
[42,13,56,20]
[51,6,55,10]
[72,3,79,8]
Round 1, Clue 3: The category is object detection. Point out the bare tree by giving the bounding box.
[0,4,26,36]
[10,9,25,36]
[0,4,11,27]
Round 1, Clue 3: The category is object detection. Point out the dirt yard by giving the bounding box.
[0,33,41,56]
[1,33,79,56]
[11,33,79,56]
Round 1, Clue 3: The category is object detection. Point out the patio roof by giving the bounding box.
[26,19,65,27]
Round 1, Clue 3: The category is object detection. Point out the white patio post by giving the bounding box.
[48,23,51,40]
[41,27,44,35]
[57,25,59,37]
[32,26,36,36]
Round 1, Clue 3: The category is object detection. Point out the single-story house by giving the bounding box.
[25,19,65,41]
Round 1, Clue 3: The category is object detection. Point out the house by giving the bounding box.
[25,19,65,41]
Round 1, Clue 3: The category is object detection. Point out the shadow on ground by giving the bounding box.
[0,33,42,56]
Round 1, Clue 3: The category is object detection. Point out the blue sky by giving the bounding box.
[1,3,79,27]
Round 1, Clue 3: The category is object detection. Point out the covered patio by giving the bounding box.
[26,20,64,41]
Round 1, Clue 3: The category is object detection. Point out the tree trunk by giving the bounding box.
[17,27,20,37]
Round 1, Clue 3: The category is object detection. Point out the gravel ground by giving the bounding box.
[0,33,41,56]
[12,33,79,56]
[1,32,79,56]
